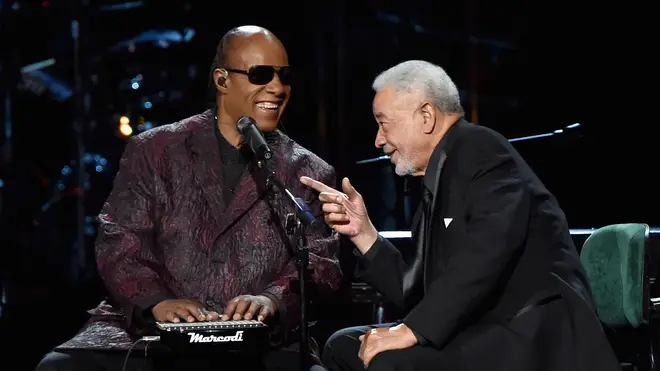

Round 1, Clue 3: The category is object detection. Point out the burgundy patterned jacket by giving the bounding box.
[56,110,342,350]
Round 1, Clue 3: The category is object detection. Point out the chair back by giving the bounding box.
[580,223,649,328]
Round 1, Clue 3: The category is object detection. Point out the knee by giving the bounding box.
[367,351,409,371]
[34,351,76,371]
[324,326,360,353]
[322,326,363,364]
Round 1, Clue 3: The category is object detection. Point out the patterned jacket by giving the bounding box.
[57,110,342,350]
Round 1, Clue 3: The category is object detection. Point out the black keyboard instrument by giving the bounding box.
[156,319,269,354]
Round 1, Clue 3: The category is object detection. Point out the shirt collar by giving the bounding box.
[422,118,463,195]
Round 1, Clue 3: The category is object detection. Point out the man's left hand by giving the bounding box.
[358,323,418,368]
[222,295,276,322]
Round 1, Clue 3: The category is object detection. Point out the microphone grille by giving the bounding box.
[237,116,256,132]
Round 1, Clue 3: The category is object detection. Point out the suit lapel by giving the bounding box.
[410,202,424,238]
[403,202,426,308]
[427,151,447,230]
[219,132,282,237]
[403,149,447,300]
[217,161,267,237]
[190,114,226,230]
[190,113,271,238]
[404,121,461,302]
[423,150,447,288]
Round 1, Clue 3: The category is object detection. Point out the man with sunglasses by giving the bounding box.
[34,25,342,371]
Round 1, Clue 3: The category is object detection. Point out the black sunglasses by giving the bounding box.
[224,65,293,86]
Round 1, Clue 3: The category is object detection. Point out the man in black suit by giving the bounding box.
[301,60,620,371]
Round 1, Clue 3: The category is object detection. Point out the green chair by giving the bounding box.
[580,223,656,371]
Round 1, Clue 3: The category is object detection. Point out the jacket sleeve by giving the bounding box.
[260,166,342,331]
[403,131,531,348]
[95,137,174,328]
[353,235,407,310]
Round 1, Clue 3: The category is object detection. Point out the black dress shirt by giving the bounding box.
[214,122,248,205]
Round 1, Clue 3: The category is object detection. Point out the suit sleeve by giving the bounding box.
[353,236,407,310]
[260,166,342,330]
[95,137,174,328]
[403,131,531,348]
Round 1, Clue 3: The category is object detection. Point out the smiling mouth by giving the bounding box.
[386,150,397,161]
[256,102,281,111]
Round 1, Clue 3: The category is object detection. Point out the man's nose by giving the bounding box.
[265,74,286,96]
[375,128,386,148]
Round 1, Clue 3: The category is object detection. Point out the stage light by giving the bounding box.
[119,123,133,136]
[119,116,132,136]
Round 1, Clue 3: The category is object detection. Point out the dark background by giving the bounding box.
[0,1,653,370]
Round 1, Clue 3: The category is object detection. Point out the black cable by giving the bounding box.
[121,336,160,371]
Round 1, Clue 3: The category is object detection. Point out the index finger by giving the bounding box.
[300,176,336,194]
[222,298,239,320]
[183,303,205,321]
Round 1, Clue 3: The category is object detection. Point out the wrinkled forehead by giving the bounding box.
[373,87,421,119]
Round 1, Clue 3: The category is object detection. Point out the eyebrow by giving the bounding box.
[374,112,387,120]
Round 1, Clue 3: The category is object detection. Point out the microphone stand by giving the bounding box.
[256,160,315,371]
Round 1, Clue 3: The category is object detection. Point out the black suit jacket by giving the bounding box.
[356,119,620,371]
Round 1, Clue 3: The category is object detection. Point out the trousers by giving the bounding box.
[321,295,623,371]
[321,323,450,371]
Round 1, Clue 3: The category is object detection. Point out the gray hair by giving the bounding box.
[372,60,464,115]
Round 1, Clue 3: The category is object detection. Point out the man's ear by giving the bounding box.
[420,102,436,134]
[213,68,229,93]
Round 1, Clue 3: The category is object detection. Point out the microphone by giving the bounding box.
[237,116,273,162]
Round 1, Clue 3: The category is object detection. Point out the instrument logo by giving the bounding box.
[187,330,245,343]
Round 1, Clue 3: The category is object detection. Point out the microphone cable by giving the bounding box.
[121,335,160,371]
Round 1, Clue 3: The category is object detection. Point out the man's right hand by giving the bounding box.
[300,176,379,254]
[151,299,220,323]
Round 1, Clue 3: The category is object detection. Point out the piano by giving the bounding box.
[156,319,269,354]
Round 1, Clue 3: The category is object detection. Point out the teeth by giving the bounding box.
[257,102,278,110]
